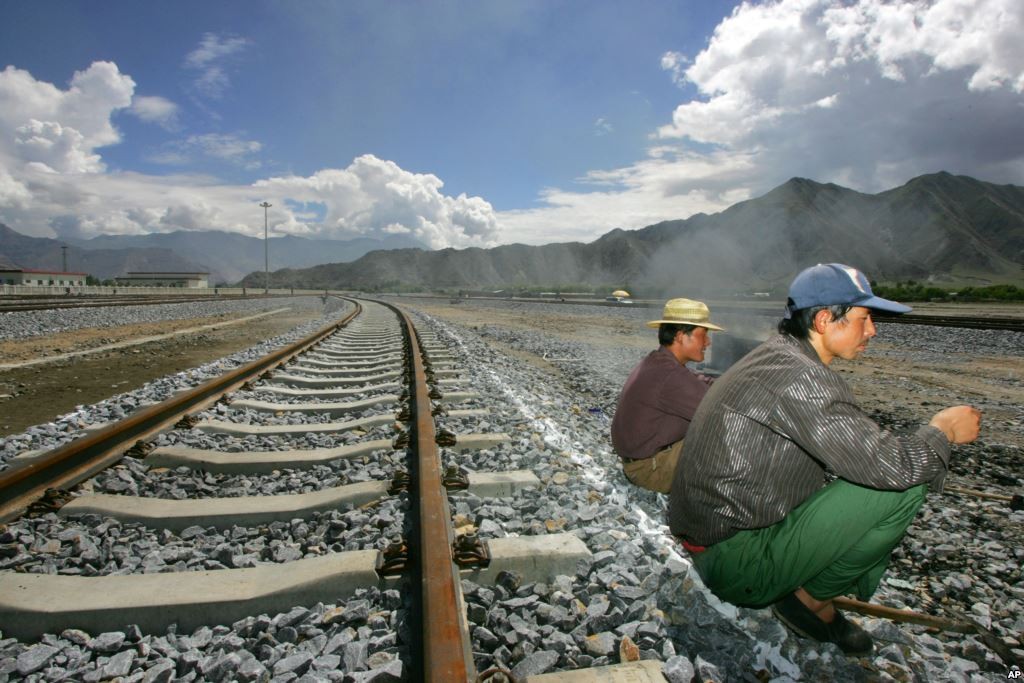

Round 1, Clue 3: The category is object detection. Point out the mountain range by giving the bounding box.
[2,172,1021,294]
[0,227,424,284]
[239,172,1023,296]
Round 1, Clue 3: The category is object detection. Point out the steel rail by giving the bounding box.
[0,294,279,313]
[0,303,361,521]
[379,299,475,682]
[394,295,1024,332]
[870,311,1024,331]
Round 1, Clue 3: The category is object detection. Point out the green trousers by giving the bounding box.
[691,480,927,608]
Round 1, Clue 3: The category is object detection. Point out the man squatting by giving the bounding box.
[611,298,722,493]
[669,263,981,655]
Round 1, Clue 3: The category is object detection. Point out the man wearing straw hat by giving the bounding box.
[610,298,724,493]
[669,263,980,655]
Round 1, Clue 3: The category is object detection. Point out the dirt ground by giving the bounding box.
[392,298,1024,452]
[0,309,324,437]
[2,298,1021,451]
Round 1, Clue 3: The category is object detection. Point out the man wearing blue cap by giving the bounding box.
[668,263,981,656]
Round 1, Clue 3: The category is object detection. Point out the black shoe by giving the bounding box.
[771,593,874,656]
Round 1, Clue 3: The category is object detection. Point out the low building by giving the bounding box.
[115,272,210,288]
[0,268,88,286]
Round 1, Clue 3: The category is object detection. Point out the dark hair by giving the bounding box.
[658,323,698,345]
[777,302,852,339]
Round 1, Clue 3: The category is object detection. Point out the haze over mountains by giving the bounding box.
[0,227,424,284]
[0,224,205,280]
[2,172,1021,294]
[242,172,1023,296]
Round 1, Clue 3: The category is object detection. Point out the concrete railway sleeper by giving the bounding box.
[0,298,619,682]
[0,297,1010,681]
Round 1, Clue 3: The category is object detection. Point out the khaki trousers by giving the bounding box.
[621,439,684,494]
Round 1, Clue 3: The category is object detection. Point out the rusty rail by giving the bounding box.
[0,293,279,313]
[391,295,1024,332]
[0,304,361,521]
[381,300,475,682]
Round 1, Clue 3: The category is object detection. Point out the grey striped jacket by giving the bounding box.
[668,333,950,546]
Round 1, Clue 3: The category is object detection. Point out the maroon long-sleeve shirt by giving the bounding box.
[611,346,713,460]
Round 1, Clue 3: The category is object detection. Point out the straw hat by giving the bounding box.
[646,298,724,331]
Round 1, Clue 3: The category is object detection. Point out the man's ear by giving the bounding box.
[812,309,833,335]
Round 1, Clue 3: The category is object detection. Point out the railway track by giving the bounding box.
[870,311,1024,332]
[0,299,604,682]
[0,297,1018,680]
[439,295,1024,333]
[5,292,1020,331]
[0,294,282,314]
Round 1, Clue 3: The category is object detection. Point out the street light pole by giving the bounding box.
[259,201,272,294]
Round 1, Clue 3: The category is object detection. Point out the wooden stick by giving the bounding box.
[944,485,1013,502]
[832,597,976,633]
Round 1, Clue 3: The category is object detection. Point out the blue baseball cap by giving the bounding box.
[784,263,911,318]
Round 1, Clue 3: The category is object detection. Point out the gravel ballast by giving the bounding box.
[0,296,1020,682]
[0,297,321,343]
[398,298,1023,681]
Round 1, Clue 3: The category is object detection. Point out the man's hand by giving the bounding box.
[929,405,981,444]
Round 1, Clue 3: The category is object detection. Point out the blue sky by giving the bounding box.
[0,0,1022,249]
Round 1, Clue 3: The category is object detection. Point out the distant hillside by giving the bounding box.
[0,227,426,283]
[241,172,1024,295]
[68,230,426,283]
[0,224,205,280]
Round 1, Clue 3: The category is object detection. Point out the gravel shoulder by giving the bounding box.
[391,295,1024,679]
[0,295,1020,681]
[0,305,325,437]
[398,298,1024,452]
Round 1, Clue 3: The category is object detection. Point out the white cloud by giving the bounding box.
[54,61,135,146]
[654,0,1024,193]
[193,67,230,100]
[5,0,1024,254]
[130,95,179,129]
[184,33,251,99]
[145,149,190,166]
[823,0,1024,92]
[494,0,1024,245]
[0,168,31,207]
[255,155,500,248]
[145,133,263,169]
[4,150,500,247]
[185,33,251,69]
[497,146,756,244]
[15,119,102,174]
[0,62,134,174]
[660,50,690,87]
[188,133,262,167]
[0,61,498,248]
[159,201,225,231]
[594,117,613,136]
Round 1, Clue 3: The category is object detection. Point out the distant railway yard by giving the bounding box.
[0,293,1021,681]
